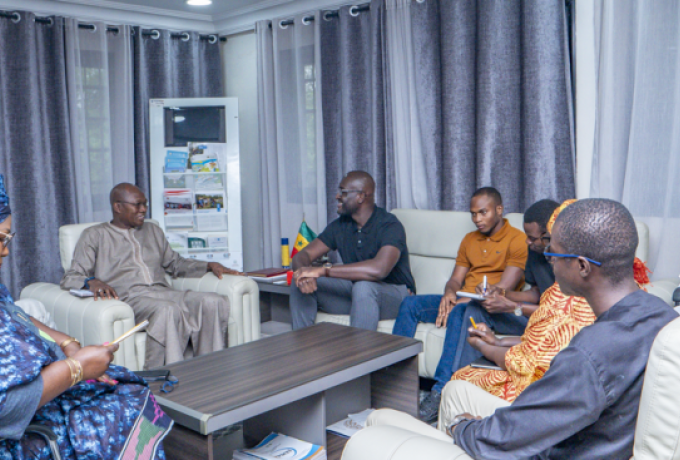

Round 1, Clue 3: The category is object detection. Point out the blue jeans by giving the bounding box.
[392,295,528,393]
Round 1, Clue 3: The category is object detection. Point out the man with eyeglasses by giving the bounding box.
[290,171,415,331]
[61,183,239,369]
[369,199,678,459]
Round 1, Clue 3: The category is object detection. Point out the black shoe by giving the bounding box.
[419,389,441,422]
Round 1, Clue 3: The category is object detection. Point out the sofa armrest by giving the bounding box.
[171,273,260,345]
[342,426,472,460]
[644,278,678,307]
[20,283,137,368]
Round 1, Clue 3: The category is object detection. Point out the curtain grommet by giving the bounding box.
[45,17,54,27]
[10,12,20,23]
[349,5,360,17]
[88,24,97,33]
[208,34,218,44]
[323,11,334,21]
[302,15,312,25]
[416,0,425,3]
[150,29,160,39]
[181,32,190,42]
[279,20,289,29]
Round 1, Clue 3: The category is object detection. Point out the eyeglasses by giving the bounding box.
[544,244,602,266]
[0,231,15,248]
[118,201,148,210]
[338,189,363,198]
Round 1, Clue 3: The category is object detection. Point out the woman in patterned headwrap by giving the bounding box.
[449,199,652,403]
[0,175,173,459]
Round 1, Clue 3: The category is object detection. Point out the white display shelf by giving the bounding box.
[163,171,227,176]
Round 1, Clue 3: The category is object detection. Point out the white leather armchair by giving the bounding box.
[316,208,674,379]
[341,315,680,460]
[20,220,260,371]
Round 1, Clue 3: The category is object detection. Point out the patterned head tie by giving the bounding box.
[546,199,577,235]
[0,175,10,224]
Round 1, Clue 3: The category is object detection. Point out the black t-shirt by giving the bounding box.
[318,207,416,293]
[524,249,555,295]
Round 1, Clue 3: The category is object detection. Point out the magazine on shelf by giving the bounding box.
[166,232,189,251]
[163,189,193,214]
[232,432,326,460]
[195,191,225,212]
[195,173,223,189]
[196,213,227,232]
[326,409,375,438]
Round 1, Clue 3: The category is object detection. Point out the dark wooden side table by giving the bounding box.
[151,323,422,460]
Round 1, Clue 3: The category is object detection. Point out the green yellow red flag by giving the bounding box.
[291,220,317,258]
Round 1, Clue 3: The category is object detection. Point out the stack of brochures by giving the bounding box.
[233,433,326,460]
[165,150,189,173]
[326,409,375,438]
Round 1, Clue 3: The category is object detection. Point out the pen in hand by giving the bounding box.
[483,275,487,297]
[470,316,478,330]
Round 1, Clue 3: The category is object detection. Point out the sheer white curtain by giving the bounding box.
[65,20,135,223]
[586,1,680,280]
[385,0,428,209]
[256,14,326,267]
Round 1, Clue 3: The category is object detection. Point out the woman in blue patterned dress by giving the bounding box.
[0,175,173,459]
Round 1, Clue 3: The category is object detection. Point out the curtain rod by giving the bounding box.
[268,3,370,29]
[0,10,226,42]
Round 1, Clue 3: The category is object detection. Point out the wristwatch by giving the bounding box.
[514,302,523,316]
[323,262,333,277]
[446,415,472,437]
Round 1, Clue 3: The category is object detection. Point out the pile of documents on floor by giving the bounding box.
[326,409,375,438]
[233,433,326,460]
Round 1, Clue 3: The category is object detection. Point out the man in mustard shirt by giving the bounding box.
[393,187,528,421]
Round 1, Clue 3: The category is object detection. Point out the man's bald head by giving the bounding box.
[110,183,143,209]
[344,171,375,198]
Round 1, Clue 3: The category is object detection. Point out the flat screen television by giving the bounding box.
[164,106,226,146]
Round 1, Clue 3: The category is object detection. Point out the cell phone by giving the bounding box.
[456,291,486,301]
[134,369,170,381]
[110,320,150,345]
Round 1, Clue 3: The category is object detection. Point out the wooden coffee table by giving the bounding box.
[150,322,422,460]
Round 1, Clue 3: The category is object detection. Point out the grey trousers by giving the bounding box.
[126,286,230,369]
[289,277,409,331]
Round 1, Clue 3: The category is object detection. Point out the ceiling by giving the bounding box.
[1,0,350,34]
[65,0,282,20]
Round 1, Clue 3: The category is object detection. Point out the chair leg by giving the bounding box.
[24,425,61,460]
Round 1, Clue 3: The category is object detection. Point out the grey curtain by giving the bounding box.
[320,1,396,223]
[412,0,575,212]
[133,29,223,198]
[321,0,574,215]
[0,12,77,297]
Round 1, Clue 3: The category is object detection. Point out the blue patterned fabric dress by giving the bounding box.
[0,284,173,459]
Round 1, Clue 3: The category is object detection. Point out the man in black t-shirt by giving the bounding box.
[290,171,415,331]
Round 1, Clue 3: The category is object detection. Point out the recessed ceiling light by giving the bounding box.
[186,0,212,5]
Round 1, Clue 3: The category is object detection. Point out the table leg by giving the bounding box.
[244,392,327,447]
[163,424,215,460]
[371,355,419,417]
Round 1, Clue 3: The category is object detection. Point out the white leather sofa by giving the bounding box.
[341,313,680,460]
[19,220,260,371]
[316,208,677,378]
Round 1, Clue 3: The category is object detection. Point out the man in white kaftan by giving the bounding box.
[60,183,238,369]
